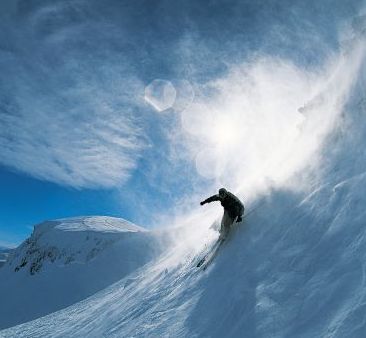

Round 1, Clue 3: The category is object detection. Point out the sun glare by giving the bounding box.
[211,115,241,148]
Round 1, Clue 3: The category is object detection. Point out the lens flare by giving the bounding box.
[144,79,176,112]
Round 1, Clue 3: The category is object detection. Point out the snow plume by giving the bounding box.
[151,15,366,251]
[179,34,366,199]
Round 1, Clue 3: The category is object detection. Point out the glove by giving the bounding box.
[236,216,242,223]
[200,201,205,206]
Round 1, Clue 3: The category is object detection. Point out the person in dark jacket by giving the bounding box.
[200,188,244,239]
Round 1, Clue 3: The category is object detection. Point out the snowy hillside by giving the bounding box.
[3,174,366,337]
[0,216,166,330]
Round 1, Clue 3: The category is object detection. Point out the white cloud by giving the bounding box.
[0,84,146,188]
[0,2,148,189]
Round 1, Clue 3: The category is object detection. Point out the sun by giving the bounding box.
[211,115,242,148]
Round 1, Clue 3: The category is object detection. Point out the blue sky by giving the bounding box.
[0,0,364,247]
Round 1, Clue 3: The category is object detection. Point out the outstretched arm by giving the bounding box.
[200,194,221,205]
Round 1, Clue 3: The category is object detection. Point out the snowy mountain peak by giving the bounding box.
[0,216,165,330]
[6,216,146,276]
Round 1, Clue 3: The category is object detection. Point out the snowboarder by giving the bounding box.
[200,188,244,239]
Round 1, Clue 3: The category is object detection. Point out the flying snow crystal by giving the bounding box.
[144,79,177,112]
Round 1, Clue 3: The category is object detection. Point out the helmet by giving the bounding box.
[218,188,227,197]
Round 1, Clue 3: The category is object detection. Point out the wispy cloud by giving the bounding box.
[0,2,146,188]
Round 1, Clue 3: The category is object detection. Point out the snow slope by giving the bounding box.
[3,172,366,338]
[0,216,167,330]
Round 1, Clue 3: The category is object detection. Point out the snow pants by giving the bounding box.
[220,210,235,239]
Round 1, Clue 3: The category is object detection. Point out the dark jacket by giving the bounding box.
[201,191,244,219]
